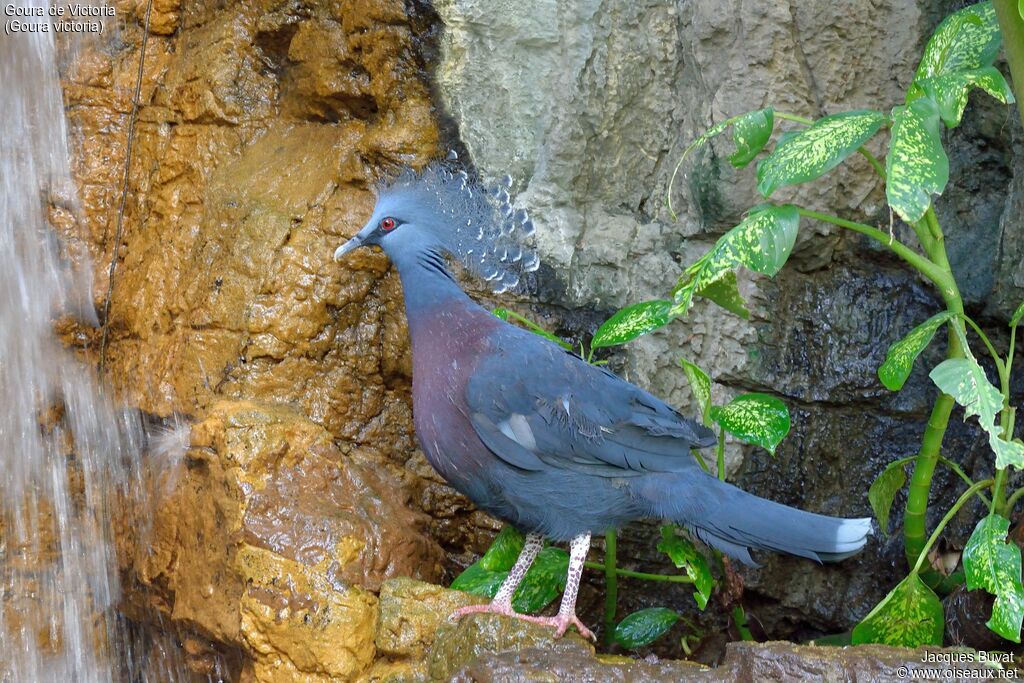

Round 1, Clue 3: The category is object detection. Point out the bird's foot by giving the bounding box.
[451,602,595,641]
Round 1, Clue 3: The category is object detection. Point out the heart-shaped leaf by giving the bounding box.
[756,110,886,197]
[672,204,799,317]
[657,526,714,609]
[729,108,774,168]
[709,393,791,455]
[963,514,1024,643]
[852,574,945,646]
[868,459,909,536]
[886,96,949,224]
[592,300,674,348]
[613,608,680,649]
[878,311,957,391]
[679,358,712,425]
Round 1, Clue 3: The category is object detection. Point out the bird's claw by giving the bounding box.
[450,603,595,641]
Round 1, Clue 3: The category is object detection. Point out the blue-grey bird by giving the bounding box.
[333,164,871,639]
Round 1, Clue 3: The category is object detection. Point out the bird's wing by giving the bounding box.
[465,334,716,477]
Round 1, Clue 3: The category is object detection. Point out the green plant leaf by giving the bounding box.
[672,204,799,317]
[913,1,1001,83]
[709,393,791,455]
[991,436,1024,470]
[613,608,681,649]
[657,526,714,609]
[679,358,712,425]
[868,460,908,536]
[756,110,886,197]
[1020,0,1023,21]
[592,300,674,348]
[450,561,508,597]
[479,526,525,572]
[851,574,944,646]
[962,514,1024,643]
[1011,300,1024,327]
[696,271,750,319]
[920,66,1015,128]
[512,547,569,614]
[729,108,774,168]
[929,354,1003,443]
[886,96,949,224]
[878,311,957,391]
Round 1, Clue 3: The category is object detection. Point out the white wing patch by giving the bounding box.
[497,413,537,451]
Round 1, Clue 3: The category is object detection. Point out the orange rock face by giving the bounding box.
[57,0,478,678]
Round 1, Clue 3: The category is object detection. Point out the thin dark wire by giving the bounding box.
[98,0,154,373]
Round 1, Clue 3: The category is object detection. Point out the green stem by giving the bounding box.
[602,531,619,645]
[959,314,1005,376]
[911,479,993,576]
[584,562,696,584]
[1005,485,1024,515]
[993,0,1024,130]
[731,606,755,641]
[716,428,726,481]
[795,208,949,289]
[691,449,712,474]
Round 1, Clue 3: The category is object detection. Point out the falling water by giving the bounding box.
[0,6,158,681]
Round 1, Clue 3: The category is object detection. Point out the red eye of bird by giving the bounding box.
[380,217,397,232]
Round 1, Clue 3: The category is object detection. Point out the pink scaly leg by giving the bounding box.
[452,532,543,616]
[451,532,595,642]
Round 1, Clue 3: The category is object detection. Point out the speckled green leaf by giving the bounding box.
[479,526,525,571]
[657,526,713,610]
[930,355,1003,445]
[914,2,1001,83]
[729,108,774,168]
[679,358,712,425]
[886,97,949,224]
[614,608,681,649]
[868,460,907,536]
[592,300,674,348]
[991,436,1024,470]
[878,311,956,391]
[756,110,885,197]
[512,547,569,614]
[672,204,799,317]
[1011,300,1024,327]
[963,515,1024,643]
[697,271,750,319]
[852,574,944,646]
[709,393,790,455]
[920,66,1015,128]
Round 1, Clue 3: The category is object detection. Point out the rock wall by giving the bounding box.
[56,0,1023,676]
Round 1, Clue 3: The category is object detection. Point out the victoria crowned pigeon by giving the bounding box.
[333,164,871,640]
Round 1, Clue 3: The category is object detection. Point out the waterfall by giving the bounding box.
[0,6,156,681]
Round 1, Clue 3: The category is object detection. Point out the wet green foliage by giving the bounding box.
[613,608,680,649]
[851,575,945,647]
[877,311,957,391]
[963,515,1024,642]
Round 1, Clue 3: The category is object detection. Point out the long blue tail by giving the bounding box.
[644,474,872,566]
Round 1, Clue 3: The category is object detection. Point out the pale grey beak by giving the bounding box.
[333,235,363,261]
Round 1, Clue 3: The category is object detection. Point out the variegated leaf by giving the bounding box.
[679,358,712,425]
[729,108,774,168]
[852,574,944,646]
[929,356,1003,433]
[914,1,1002,83]
[697,271,750,319]
[672,205,799,317]
[592,300,674,348]
[963,514,1024,643]
[709,393,790,455]
[920,66,1015,128]
[886,96,949,224]
[878,311,957,391]
[756,110,886,197]
[657,526,714,609]
[991,436,1024,470]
